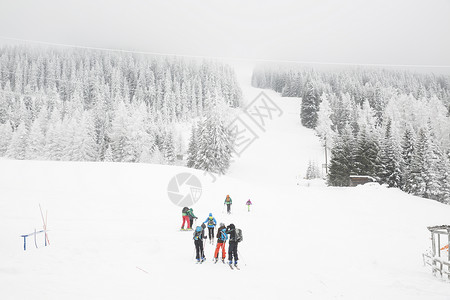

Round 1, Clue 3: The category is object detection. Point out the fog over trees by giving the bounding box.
[252,65,450,203]
[0,46,242,166]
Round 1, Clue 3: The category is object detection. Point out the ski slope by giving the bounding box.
[1,65,450,299]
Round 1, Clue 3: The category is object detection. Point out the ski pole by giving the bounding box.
[39,204,50,245]
[202,238,206,260]
[238,250,246,266]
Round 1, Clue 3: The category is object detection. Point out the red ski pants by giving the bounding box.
[181,215,191,229]
[214,242,226,259]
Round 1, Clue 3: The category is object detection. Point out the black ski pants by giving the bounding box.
[194,239,204,260]
[228,241,238,262]
[208,227,214,240]
[227,204,231,214]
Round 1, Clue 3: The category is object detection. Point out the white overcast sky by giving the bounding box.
[0,0,449,66]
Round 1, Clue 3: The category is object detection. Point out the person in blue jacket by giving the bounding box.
[203,213,217,244]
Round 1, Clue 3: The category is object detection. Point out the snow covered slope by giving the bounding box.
[1,65,450,299]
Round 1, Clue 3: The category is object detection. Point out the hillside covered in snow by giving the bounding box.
[1,65,450,299]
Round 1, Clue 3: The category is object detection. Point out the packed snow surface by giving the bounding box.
[1,64,450,299]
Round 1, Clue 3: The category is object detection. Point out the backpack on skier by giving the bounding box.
[235,228,243,243]
[193,226,203,240]
[220,229,228,242]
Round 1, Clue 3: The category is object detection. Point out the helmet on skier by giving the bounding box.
[220,223,225,227]
[209,213,212,217]
[195,226,202,232]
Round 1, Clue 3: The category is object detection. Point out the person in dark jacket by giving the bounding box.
[187,208,197,230]
[214,223,227,263]
[193,223,207,263]
[226,223,238,266]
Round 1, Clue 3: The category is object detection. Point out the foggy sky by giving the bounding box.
[0,0,449,66]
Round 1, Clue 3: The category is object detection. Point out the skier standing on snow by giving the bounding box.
[246,199,252,212]
[203,213,217,243]
[226,223,239,267]
[193,223,207,263]
[224,195,232,214]
[214,223,227,263]
[181,207,190,230]
[187,208,197,230]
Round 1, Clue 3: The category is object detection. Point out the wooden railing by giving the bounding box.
[423,253,450,280]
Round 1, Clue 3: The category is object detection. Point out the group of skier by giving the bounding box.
[192,219,242,268]
[181,194,249,269]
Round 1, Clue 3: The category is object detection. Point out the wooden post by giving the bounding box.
[432,232,436,275]
[432,232,436,256]
[448,231,450,280]
[438,234,441,257]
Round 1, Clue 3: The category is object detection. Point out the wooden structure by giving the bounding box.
[349,175,377,187]
[423,225,450,280]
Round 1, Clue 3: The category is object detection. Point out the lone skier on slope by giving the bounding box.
[224,195,232,214]
[203,213,217,243]
[193,223,207,263]
[187,208,198,230]
[226,223,240,267]
[181,207,190,230]
[214,223,227,263]
[246,199,252,212]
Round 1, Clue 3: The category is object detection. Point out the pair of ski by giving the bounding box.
[215,259,240,270]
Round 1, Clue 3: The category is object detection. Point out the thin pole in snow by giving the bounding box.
[39,204,50,246]
[136,266,150,274]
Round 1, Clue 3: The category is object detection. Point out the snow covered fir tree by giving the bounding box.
[0,45,242,167]
[186,103,234,175]
[252,65,450,204]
